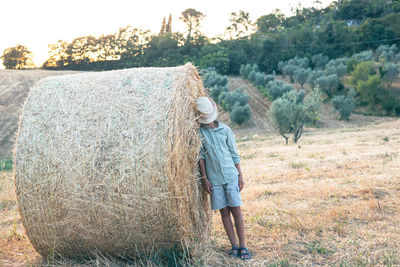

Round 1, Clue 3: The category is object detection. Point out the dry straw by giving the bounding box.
[13,63,210,260]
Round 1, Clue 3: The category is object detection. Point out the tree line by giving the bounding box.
[2,0,400,73]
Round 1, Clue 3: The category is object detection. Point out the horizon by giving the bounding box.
[0,0,334,69]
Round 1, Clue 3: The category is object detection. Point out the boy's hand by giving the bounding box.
[203,178,213,194]
[238,174,244,191]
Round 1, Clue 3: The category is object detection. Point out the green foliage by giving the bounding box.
[307,70,324,89]
[381,63,400,86]
[225,10,252,39]
[382,97,400,116]
[1,45,35,69]
[315,74,340,98]
[375,44,399,63]
[294,68,310,88]
[311,53,329,70]
[349,61,376,87]
[210,85,229,101]
[325,63,347,78]
[230,103,252,125]
[203,70,228,88]
[270,89,322,144]
[356,74,383,108]
[266,80,293,100]
[352,51,374,62]
[198,45,230,74]
[346,58,360,73]
[218,88,249,112]
[0,158,13,172]
[331,89,356,121]
[240,63,259,79]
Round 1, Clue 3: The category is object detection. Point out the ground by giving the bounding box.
[2,118,400,266]
[1,70,400,266]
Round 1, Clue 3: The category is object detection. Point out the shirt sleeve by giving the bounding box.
[226,127,241,164]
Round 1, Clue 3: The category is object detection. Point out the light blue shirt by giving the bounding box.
[199,120,240,186]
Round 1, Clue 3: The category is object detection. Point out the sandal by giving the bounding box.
[228,246,239,258]
[238,247,252,260]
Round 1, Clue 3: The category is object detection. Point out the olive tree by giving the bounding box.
[270,89,322,144]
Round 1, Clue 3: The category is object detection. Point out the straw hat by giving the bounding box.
[196,96,218,124]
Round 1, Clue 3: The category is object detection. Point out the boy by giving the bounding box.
[196,96,251,260]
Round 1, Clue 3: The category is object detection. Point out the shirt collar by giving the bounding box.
[201,120,220,129]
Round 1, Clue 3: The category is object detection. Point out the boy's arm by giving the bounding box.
[199,158,213,194]
[226,128,244,191]
[235,163,244,191]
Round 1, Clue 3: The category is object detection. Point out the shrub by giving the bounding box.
[266,80,293,100]
[331,88,356,120]
[230,103,252,125]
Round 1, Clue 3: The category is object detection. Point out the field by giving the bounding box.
[2,119,400,266]
[1,70,400,266]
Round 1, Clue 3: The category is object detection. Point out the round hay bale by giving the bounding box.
[13,63,210,259]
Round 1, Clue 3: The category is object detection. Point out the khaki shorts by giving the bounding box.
[210,180,242,210]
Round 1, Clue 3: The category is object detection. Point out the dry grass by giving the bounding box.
[2,118,400,266]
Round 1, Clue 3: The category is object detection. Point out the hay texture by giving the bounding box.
[14,63,210,258]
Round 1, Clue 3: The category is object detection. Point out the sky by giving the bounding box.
[0,0,334,68]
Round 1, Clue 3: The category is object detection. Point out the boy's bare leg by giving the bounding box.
[230,206,246,248]
[220,207,238,247]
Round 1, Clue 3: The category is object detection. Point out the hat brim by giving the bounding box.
[198,98,218,124]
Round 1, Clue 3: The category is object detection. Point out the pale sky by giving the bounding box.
[0,0,334,68]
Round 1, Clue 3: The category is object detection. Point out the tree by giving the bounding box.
[198,45,230,74]
[307,70,324,89]
[1,45,35,69]
[230,103,252,125]
[356,74,382,107]
[382,63,399,87]
[269,89,322,144]
[256,10,284,33]
[311,53,329,69]
[349,61,375,87]
[375,44,398,63]
[166,14,172,33]
[266,80,293,100]
[331,88,356,120]
[295,68,310,88]
[180,8,205,46]
[315,74,339,98]
[225,10,253,39]
[159,17,167,34]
